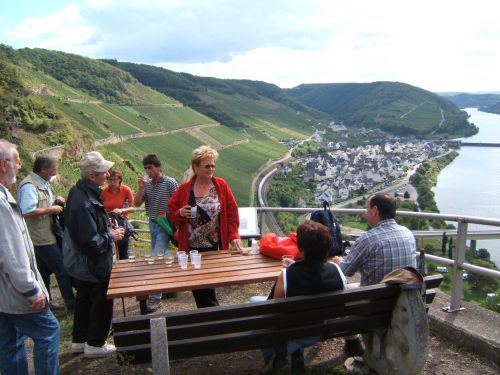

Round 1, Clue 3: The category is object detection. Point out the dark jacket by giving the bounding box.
[62,180,114,282]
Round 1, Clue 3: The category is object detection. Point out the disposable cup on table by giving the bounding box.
[189,250,198,263]
[178,254,188,269]
[128,255,136,263]
[282,254,295,268]
[165,251,175,265]
[177,251,186,262]
[192,253,202,269]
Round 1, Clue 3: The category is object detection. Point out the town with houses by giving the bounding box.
[297,140,450,204]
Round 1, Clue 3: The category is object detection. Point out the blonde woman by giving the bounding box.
[168,145,243,307]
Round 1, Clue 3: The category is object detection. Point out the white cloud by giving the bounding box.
[4,4,98,55]
[2,0,500,92]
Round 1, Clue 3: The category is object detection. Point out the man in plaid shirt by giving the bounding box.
[333,193,417,355]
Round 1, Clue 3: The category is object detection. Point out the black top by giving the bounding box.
[285,259,344,297]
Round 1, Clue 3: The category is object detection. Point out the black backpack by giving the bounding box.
[310,201,344,256]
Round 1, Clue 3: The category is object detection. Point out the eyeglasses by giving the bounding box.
[200,164,216,169]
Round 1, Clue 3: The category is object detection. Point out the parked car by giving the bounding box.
[462,272,469,280]
[436,266,448,273]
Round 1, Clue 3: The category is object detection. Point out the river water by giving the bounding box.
[433,108,500,267]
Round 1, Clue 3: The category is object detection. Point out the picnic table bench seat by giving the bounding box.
[112,274,443,375]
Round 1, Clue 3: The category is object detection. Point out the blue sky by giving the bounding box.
[1,0,499,92]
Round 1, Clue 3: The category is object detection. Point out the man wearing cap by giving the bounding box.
[0,139,61,374]
[62,151,124,357]
[18,154,75,311]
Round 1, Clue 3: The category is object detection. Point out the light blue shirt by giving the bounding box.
[18,174,54,215]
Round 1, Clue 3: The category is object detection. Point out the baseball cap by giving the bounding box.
[78,151,114,173]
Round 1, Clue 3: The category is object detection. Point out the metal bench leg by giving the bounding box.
[150,317,170,375]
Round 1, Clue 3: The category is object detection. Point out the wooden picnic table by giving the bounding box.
[107,250,282,300]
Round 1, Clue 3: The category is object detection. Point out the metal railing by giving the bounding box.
[127,207,499,312]
[257,207,500,313]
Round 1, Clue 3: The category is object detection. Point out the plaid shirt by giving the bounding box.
[340,219,417,286]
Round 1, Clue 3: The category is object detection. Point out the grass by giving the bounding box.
[202,126,247,145]
[132,106,215,131]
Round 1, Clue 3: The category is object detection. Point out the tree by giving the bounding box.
[441,232,448,256]
[448,237,453,259]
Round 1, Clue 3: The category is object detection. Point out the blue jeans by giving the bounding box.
[149,220,169,256]
[35,243,75,309]
[149,220,170,300]
[0,309,60,375]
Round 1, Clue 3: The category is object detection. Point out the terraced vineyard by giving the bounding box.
[133,106,216,131]
[202,126,247,145]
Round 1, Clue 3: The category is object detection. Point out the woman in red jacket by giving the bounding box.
[168,145,243,307]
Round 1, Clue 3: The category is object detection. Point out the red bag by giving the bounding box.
[259,233,302,260]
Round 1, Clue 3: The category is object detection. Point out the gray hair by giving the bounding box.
[33,155,57,173]
[0,139,17,161]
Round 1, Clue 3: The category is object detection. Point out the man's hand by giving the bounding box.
[112,227,125,241]
[138,175,147,189]
[50,205,64,214]
[29,291,47,311]
[330,256,343,265]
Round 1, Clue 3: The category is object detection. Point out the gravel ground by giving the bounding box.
[51,281,500,375]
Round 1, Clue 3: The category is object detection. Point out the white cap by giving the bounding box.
[78,151,114,173]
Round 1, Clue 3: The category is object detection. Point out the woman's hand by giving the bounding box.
[111,208,123,215]
[179,205,192,218]
[230,238,244,252]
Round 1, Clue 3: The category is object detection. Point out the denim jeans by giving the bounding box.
[0,309,60,375]
[34,243,75,309]
[149,220,169,256]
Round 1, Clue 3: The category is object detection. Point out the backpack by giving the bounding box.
[310,201,344,256]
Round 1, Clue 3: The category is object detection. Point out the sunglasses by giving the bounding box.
[200,164,216,169]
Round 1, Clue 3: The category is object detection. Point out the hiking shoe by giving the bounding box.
[84,342,116,357]
[291,349,305,373]
[344,337,365,357]
[70,342,85,354]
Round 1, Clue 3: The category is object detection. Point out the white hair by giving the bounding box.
[0,139,16,161]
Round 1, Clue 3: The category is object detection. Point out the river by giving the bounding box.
[433,108,500,267]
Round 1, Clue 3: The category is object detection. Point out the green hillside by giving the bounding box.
[0,45,294,205]
[103,59,325,140]
[443,93,500,115]
[287,82,478,138]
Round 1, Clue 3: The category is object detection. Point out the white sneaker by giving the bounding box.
[71,342,85,354]
[84,342,116,357]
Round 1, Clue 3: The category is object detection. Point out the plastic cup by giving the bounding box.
[165,252,175,265]
[282,254,295,268]
[128,255,136,263]
[177,251,186,263]
[192,253,202,269]
[190,205,197,218]
[178,254,188,269]
[250,239,260,255]
[189,250,198,263]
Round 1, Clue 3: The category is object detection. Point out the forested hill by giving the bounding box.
[443,93,500,115]
[102,59,329,129]
[287,82,478,137]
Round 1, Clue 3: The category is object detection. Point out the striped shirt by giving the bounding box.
[340,219,417,286]
[142,175,178,220]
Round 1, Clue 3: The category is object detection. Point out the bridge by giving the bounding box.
[444,140,500,148]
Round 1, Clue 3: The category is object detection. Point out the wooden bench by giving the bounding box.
[112,274,443,375]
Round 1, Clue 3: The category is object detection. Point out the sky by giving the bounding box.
[1,0,499,93]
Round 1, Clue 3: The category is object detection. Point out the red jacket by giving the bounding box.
[168,176,240,251]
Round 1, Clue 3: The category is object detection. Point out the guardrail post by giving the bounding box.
[444,220,467,313]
